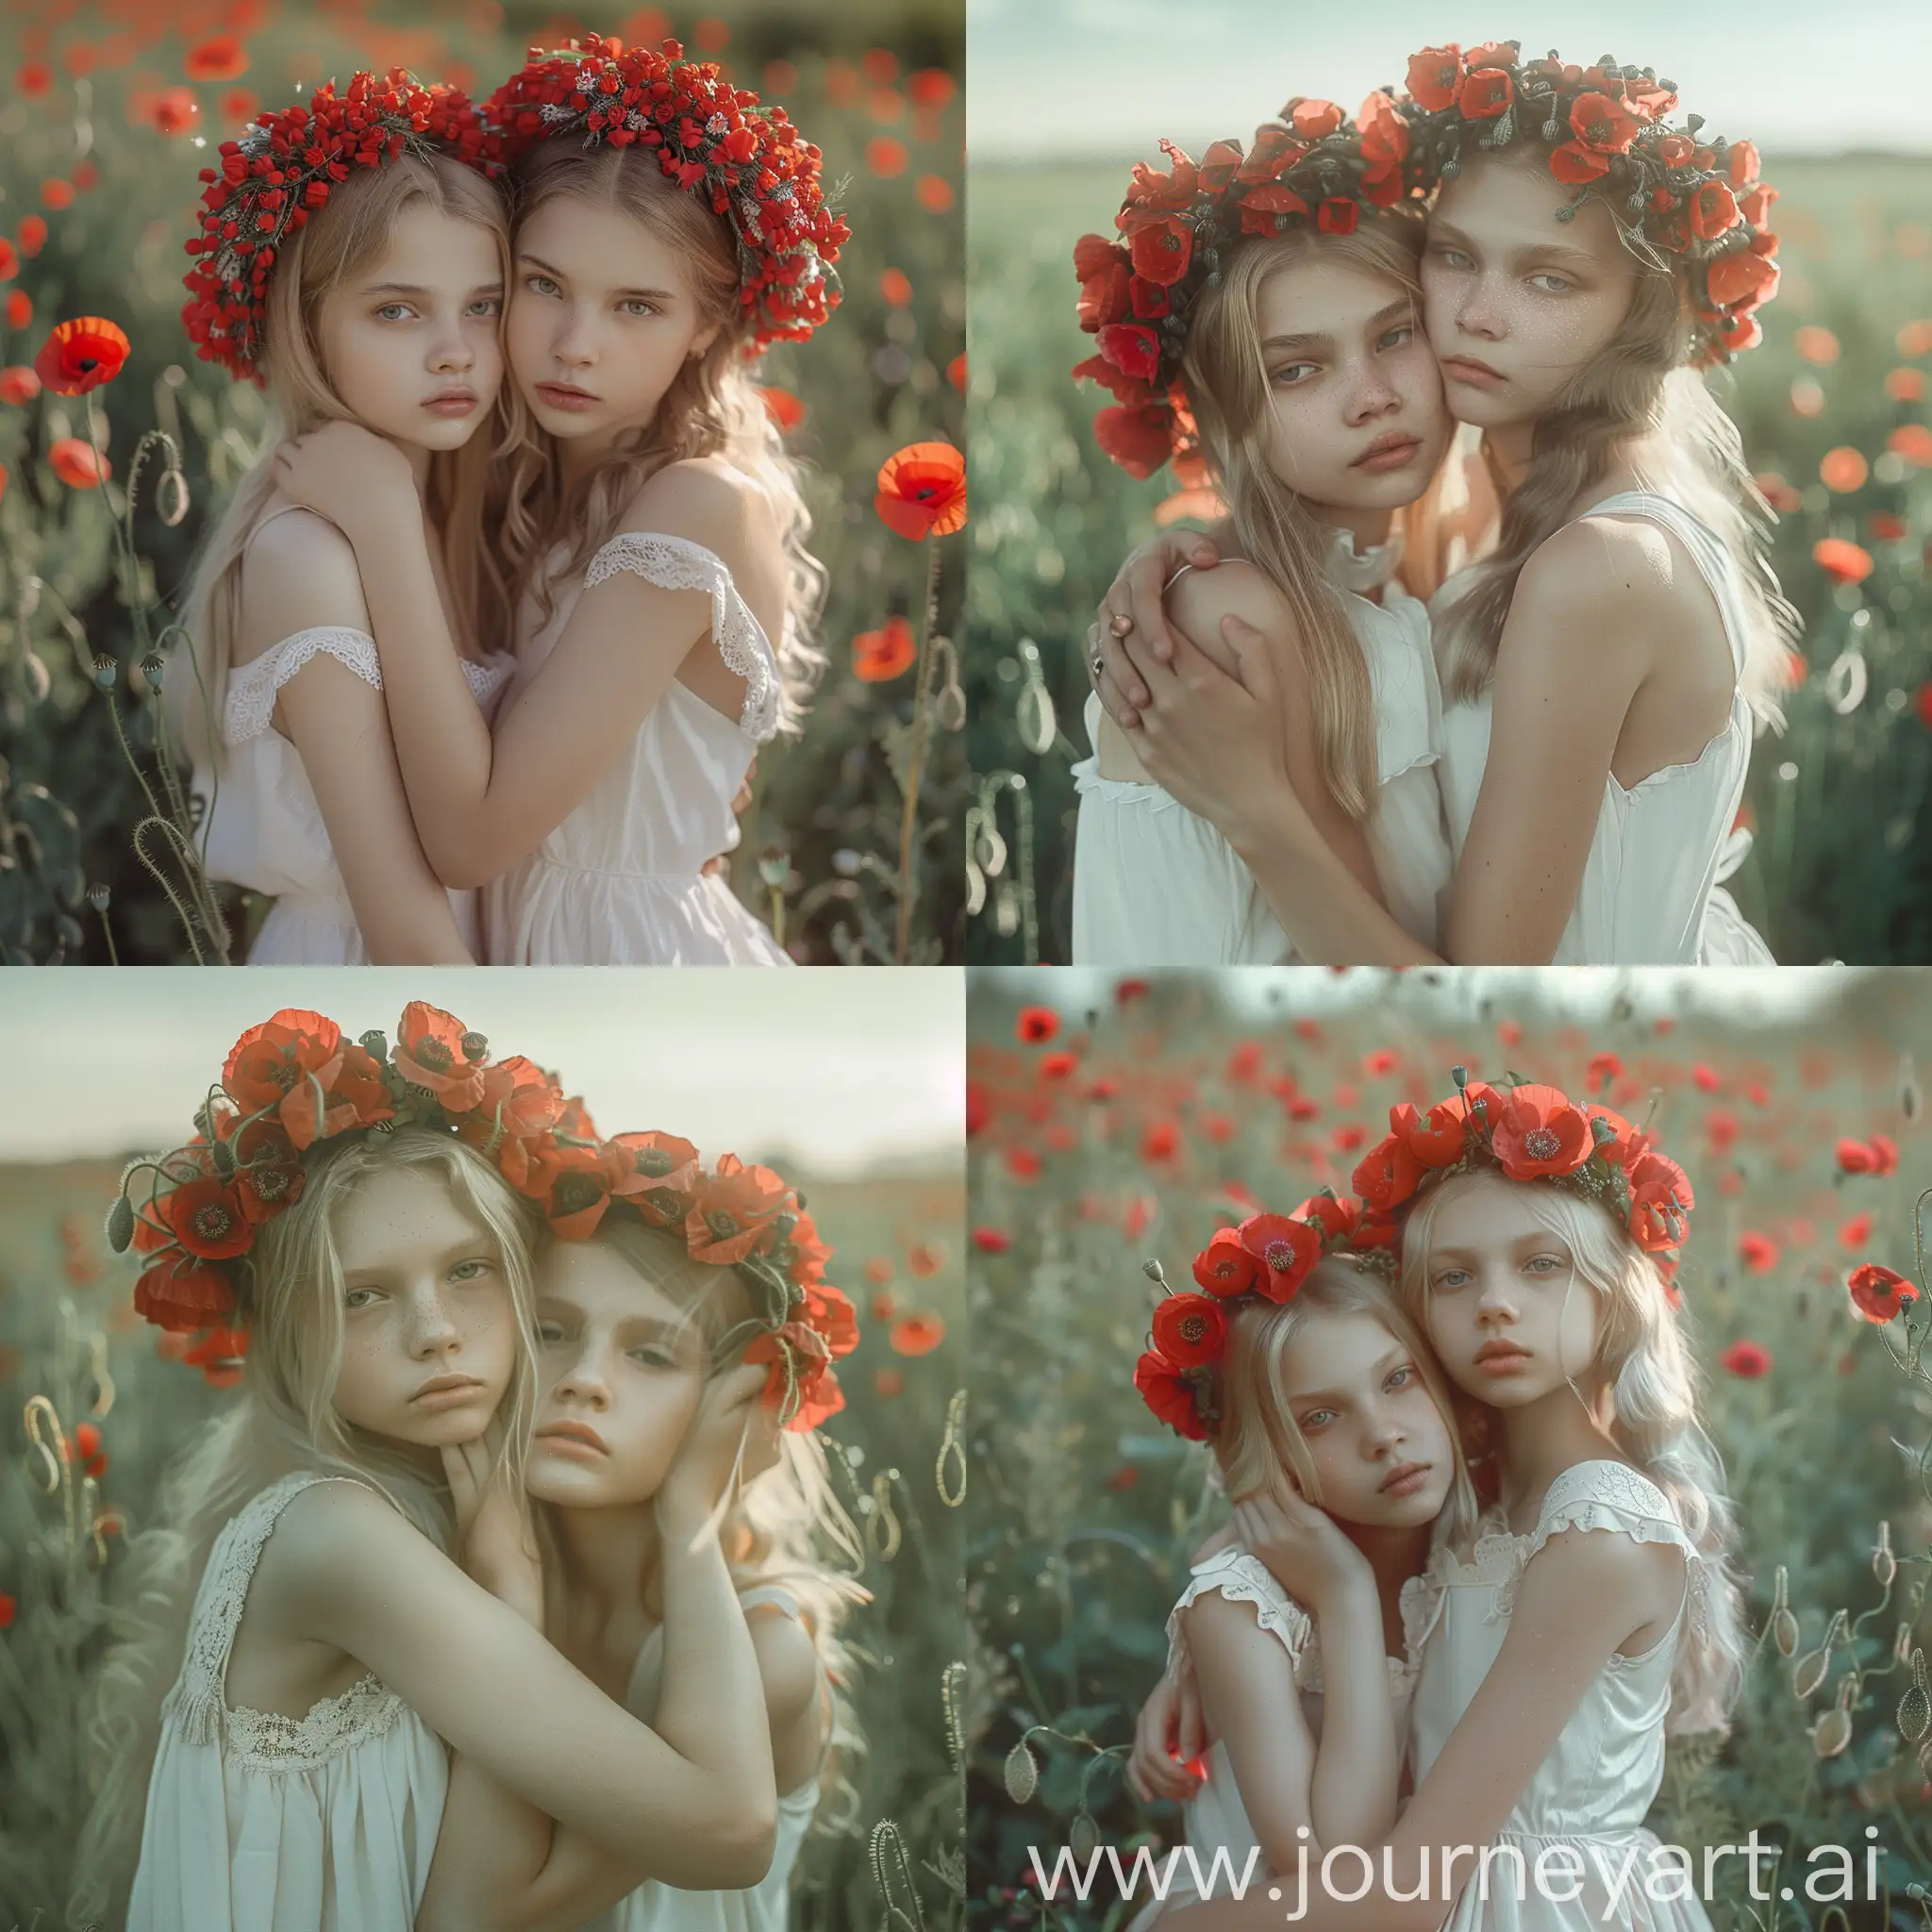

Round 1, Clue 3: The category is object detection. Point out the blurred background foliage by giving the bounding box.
[0,0,965,963]
[964,967,1932,1930]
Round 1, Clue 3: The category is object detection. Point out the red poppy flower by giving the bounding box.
[468,1057,564,1145]
[1406,44,1463,111]
[1550,141,1611,185]
[1093,403,1174,479]
[16,217,45,258]
[1706,249,1779,310]
[1287,97,1342,140]
[222,1007,343,1113]
[1718,1340,1771,1379]
[1238,1211,1320,1301]
[158,1176,249,1262]
[1737,1231,1779,1274]
[1134,1350,1210,1440]
[1868,1133,1899,1175]
[183,1325,250,1389]
[972,1227,1012,1254]
[1726,141,1761,189]
[1153,1292,1227,1368]
[1392,1085,1497,1168]
[1847,1262,1918,1324]
[527,1141,620,1240]
[1812,539,1874,586]
[1458,69,1513,119]
[1837,1137,1877,1174]
[1076,254,1132,333]
[0,241,16,282]
[134,1254,238,1332]
[1569,92,1641,154]
[1292,1192,1360,1243]
[908,68,956,108]
[1678,180,1739,242]
[1316,199,1358,236]
[1017,1006,1059,1045]
[1490,1084,1592,1181]
[1192,1227,1258,1297]
[604,1129,701,1223]
[231,1153,304,1224]
[887,1312,943,1357]
[1129,216,1192,288]
[1628,1152,1694,1252]
[759,386,805,431]
[49,438,108,489]
[747,1325,845,1431]
[185,32,249,80]
[1352,1132,1424,1212]
[853,613,916,681]
[687,1154,790,1265]
[1584,1105,1646,1168]
[874,441,966,540]
[1097,321,1162,387]
[0,365,41,404]
[393,1002,489,1110]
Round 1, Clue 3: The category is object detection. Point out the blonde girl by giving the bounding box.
[1071,107,1454,966]
[1094,46,1795,967]
[1162,1075,1745,1932]
[1122,1221,1482,1918]
[269,37,843,965]
[174,74,520,965]
[75,1008,779,1931]
[419,1189,866,1931]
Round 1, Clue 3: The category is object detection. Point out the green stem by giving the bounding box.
[892,539,944,964]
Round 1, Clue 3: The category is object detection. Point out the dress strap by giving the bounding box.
[223,627,381,745]
[1574,491,1748,680]
[1165,1547,1315,1686]
[169,1472,372,1746]
[582,529,782,744]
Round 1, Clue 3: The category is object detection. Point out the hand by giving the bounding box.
[657,1360,771,1547]
[272,419,417,542]
[1190,1518,1240,1567]
[1090,531,1223,728]
[1233,1487,1375,1617]
[441,1432,544,1629]
[1125,1669,1208,1805]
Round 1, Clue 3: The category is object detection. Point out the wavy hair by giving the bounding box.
[1432,150,1797,727]
[1398,1171,1747,1735]
[167,154,520,773]
[494,143,825,732]
[72,1129,543,1927]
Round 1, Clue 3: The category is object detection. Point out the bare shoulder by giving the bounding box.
[234,505,372,666]
[252,1476,424,1598]
[620,455,779,566]
[1523,1507,1686,1609]
[746,1602,823,1728]
[1165,557,1300,648]
[1509,516,1685,658]
[1182,1579,1302,1651]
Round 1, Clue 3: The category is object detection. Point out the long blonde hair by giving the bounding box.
[1432,150,1797,725]
[73,1129,543,1925]
[1215,1256,1483,1552]
[168,153,518,769]
[1398,1171,1747,1735]
[495,144,825,731]
[1181,212,1439,822]
[544,1218,867,1828]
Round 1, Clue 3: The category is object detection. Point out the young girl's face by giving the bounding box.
[507,194,722,454]
[1416,1174,1601,1406]
[1275,1307,1455,1528]
[1421,156,1641,431]
[525,1240,709,1507]
[313,200,505,453]
[328,1165,518,1445]
[1254,255,1450,513]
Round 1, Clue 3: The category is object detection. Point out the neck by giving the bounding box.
[1342,1514,1432,1601]
[1305,499,1395,554]
[403,439,434,491]
[549,1496,663,1628]
[1494,1382,1618,1518]
[557,413,653,485]
[1481,424,1536,489]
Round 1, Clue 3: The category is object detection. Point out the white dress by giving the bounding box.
[483,532,791,966]
[578,1584,823,1932]
[195,508,512,964]
[128,1472,449,1932]
[1127,1545,1438,1924]
[1407,1460,1713,1932]
[1435,491,1773,965]
[1071,540,1453,964]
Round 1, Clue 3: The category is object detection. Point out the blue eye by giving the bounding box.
[525,275,560,298]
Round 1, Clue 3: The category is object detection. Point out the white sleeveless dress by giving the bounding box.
[1407,1461,1713,1932]
[483,532,791,966]
[128,1472,449,1932]
[1071,539,1453,963]
[578,1583,824,1932]
[194,507,513,964]
[1435,491,1773,964]
[1126,1545,1438,1924]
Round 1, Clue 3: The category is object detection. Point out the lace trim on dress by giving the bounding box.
[581,530,782,744]
[1165,1549,1314,1687]
[223,628,511,745]
[165,1470,404,1769]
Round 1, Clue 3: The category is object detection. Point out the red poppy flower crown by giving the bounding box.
[107,1004,857,1430]
[481,35,848,351]
[182,70,503,383]
[1396,42,1779,365]
[1073,95,1424,481]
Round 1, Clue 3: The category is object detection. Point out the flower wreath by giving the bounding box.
[1396,42,1779,364]
[1133,1067,1694,1440]
[108,1004,857,1430]
[1073,95,1424,481]
[182,70,503,383]
[480,34,848,351]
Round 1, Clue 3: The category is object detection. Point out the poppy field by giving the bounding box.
[0,1154,966,1929]
[964,156,1932,966]
[964,968,1932,1929]
[0,0,966,965]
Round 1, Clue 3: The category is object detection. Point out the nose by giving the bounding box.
[1345,361,1402,427]
[1361,1400,1406,1457]
[428,315,475,376]
[406,1284,463,1359]
[552,302,596,370]
[551,1343,612,1410]
[1455,275,1507,342]
[1475,1269,1519,1324]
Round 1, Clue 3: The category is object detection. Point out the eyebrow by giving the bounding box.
[1430,221,1598,274]
[342,1236,494,1279]
[518,253,677,303]
[1288,1346,1409,1405]
[360,281,503,298]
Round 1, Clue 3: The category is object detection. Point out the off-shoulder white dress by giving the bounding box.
[194,507,512,964]
[128,1471,447,1932]
[483,532,791,966]
[1072,535,1452,963]
[1407,1460,1713,1932]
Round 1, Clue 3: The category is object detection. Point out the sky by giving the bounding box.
[0,969,963,1174]
[968,0,1932,161]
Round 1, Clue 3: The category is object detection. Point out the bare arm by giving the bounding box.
[235,511,474,963]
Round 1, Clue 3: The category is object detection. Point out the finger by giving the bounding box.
[1126,551,1178,664]
[1093,660,1142,733]
[1220,612,1280,704]
[1091,622,1149,716]
[1177,1692,1207,1765]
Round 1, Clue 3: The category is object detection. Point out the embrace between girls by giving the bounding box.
[1078,42,1792,969]
[171,41,844,966]
[76,1004,863,1931]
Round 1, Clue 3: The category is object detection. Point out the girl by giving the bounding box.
[418,1162,865,1931]
[1154,1074,1744,1932]
[76,1004,781,1931]
[1091,47,1792,967]
[1126,1226,1480,1918]
[1070,107,1454,965]
[175,74,519,965]
[269,38,844,965]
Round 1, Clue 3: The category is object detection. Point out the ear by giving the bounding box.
[690,320,723,361]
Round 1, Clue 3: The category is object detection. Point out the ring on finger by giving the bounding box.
[1109,611,1134,636]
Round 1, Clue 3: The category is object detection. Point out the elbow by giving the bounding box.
[429,838,499,893]
[685,1803,777,1890]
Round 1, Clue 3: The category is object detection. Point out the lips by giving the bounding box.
[535,382,599,411]
[1441,355,1505,385]
[410,1374,486,1405]
[1474,1339,1530,1369]
[424,389,476,414]
[1353,432,1423,471]
[1380,1460,1432,1494]
[536,1417,608,1454]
